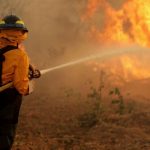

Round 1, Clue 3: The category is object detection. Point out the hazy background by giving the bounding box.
[0,0,126,66]
[1,0,150,97]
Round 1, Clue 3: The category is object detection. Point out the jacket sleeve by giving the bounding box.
[13,51,29,95]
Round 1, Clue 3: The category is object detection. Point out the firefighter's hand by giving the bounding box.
[29,64,41,79]
[33,69,41,78]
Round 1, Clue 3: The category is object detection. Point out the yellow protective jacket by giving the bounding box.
[0,29,30,95]
[2,46,29,95]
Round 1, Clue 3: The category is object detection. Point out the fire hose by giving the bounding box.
[0,67,42,93]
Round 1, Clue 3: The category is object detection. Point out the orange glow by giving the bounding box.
[83,0,150,81]
[120,56,150,80]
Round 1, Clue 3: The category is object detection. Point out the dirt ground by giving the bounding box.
[11,85,150,150]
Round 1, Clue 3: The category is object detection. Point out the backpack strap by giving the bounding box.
[0,45,18,86]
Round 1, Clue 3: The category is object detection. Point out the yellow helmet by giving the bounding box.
[0,15,28,32]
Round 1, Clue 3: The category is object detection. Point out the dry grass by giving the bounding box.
[12,89,150,150]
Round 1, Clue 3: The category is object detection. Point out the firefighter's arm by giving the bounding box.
[27,64,41,94]
[13,52,30,95]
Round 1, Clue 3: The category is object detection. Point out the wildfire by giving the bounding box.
[82,0,150,81]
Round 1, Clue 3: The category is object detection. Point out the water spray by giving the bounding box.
[41,45,144,75]
[0,45,148,92]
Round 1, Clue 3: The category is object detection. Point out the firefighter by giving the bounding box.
[0,15,40,150]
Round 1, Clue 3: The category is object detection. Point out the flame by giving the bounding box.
[120,56,150,80]
[82,0,150,81]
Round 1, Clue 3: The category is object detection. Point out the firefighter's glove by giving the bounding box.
[29,64,41,80]
[33,69,41,78]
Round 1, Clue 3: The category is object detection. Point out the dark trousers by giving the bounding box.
[0,88,22,150]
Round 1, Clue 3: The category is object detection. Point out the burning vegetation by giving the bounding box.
[82,0,150,81]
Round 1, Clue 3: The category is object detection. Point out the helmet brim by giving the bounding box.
[0,23,28,32]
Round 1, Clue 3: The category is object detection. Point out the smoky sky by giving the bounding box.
[0,0,127,67]
[107,0,125,9]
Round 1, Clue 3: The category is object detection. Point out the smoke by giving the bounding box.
[0,0,127,66]
[0,0,28,16]
[21,0,89,67]
[0,0,87,65]
[107,0,125,9]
